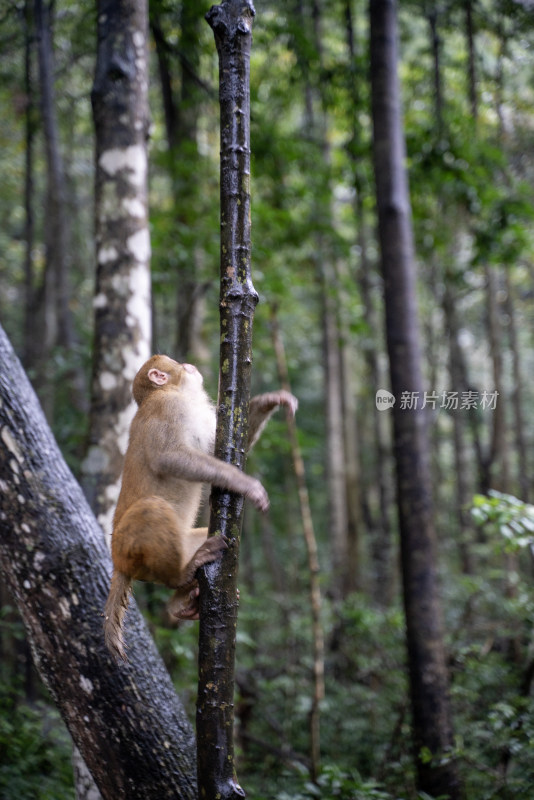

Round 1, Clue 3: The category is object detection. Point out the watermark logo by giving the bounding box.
[375,389,396,410]
[375,389,499,412]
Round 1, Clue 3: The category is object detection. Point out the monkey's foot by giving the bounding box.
[190,533,228,571]
[169,585,200,620]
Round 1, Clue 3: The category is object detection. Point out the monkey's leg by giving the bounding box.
[168,582,200,620]
[179,527,228,581]
[167,528,230,619]
[112,497,226,588]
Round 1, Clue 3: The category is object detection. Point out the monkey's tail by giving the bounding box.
[103,571,132,662]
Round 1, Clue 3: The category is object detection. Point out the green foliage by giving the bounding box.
[471,491,534,552]
[0,684,73,800]
[266,764,397,800]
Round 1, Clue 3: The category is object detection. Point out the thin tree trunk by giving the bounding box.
[322,268,351,595]
[197,4,256,797]
[369,2,461,797]
[82,0,152,533]
[271,310,324,782]
[23,0,36,369]
[34,0,74,352]
[504,271,529,500]
[344,0,390,597]
[150,0,210,362]
[464,0,478,121]
[298,0,357,595]
[0,324,197,800]
[426,4,443,134]
[443,280,475,574]
[483,265,509,494]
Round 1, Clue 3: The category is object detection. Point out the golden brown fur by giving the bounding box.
[104,355,297,661]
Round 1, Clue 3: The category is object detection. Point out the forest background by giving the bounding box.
[1,0,534,798]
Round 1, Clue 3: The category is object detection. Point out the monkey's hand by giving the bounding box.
[244,477,269,513]
[275,389,298,417]
[247,390,298,451]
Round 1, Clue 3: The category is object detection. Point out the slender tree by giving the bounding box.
[22,0,36,370]
[344,0,391,598]
[504,270,528,501]
[272,310,324,781]
[150,0,212,362]
[369,1,461,797]
[464,0,478,121]
[34,0,73,353]
[294,0,359,596]
[33,0,83,419]
[196,2,257,797]
[82,0,152,535]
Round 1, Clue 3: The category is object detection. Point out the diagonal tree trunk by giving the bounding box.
[0,323,197,800]
[369,2,461,797]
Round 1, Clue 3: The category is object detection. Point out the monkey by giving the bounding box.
[104,354,297,661]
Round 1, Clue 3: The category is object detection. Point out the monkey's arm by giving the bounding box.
[148,443,269,512]
[247,390,298,450]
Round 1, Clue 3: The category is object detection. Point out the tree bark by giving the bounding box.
[82,0,152,534]
[197,3,257,798]
[0,323,197,800]
[369,2,461,797]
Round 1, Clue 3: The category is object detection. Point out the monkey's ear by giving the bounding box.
[147,368,169,386]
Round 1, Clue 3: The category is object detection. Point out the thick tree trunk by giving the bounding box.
[369,2,461,797]
[0,324,197,800]
[82,0,152,534]
[197,3,257,798]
